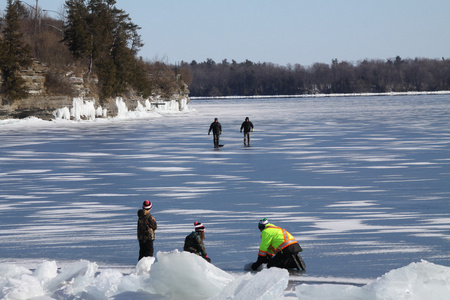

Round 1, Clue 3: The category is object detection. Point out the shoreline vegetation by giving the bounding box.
[186,57,450,97]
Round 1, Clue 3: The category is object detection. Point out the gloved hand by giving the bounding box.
[220,131,222,135]
[208,132,210,135]
[240,130,242,133]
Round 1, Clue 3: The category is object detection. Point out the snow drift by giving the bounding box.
[1,254,449,300]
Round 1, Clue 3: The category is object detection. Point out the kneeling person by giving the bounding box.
[184,221,211,262]
[251,218,305,271]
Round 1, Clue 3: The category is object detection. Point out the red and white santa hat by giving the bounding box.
[142,200,152,210]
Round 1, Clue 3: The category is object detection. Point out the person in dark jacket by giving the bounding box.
[208,118,222,148]
[137,200,157,260]
[184,221,211,262]
[240,117,254,146]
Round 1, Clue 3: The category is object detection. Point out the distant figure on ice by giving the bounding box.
[251,218,305,271]
[184,221,211,262]
[240,117,254,146]
[208,118,222,148]
[137,200,157,260]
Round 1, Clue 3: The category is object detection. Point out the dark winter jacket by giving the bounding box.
[137,209,157,241]
[184,231,208,258]
[209,121,222,135]
[240,120,254,133]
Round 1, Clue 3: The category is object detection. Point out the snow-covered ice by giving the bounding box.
[0,255,449,299]
[1,94,449,299]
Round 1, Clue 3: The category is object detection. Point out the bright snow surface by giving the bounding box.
[1,94,450,299]
[0,253,449,299]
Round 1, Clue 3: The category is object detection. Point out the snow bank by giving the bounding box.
[210,267,289,300]
[295,260,450,300]
[1,257,448,299]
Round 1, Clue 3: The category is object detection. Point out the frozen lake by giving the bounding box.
[1,94,449,285]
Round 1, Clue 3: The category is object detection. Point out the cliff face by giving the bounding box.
[0,94,190,120]
[0,61,190,120]
[20,60,48,96]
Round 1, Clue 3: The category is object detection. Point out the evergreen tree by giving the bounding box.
[87,0,116,98]
[63,0,92,60]
[0,0,33,102]
[63,0,149,99]
[109,5,143,94]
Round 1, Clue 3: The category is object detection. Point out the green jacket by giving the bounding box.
[258,223,298,257]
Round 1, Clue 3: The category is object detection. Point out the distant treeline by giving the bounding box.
[184,57,450,97]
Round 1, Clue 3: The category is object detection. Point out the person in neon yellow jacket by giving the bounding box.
[251,218,306,271]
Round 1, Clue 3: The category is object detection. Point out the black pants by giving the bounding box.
[267,243,306,270]
[139,239,154,261]
[267,252,306,270]
[213,134,220,148]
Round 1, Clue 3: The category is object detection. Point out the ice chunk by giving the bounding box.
[150,250,234,299]
[366,260,450,300]
[295,260,450,300]
[71,97,96,120]
[34,260,58,284]
[294,283,367,300]
[0,263,32,278]
[53,107,71,120]
[44,260,97,296]
[84,268,124,299]
[210,267,289,300]
[135,256,156,275]
[115,97,129,117]
[129,256,159,295]
[1,258,449,299]
[0,263,46,299]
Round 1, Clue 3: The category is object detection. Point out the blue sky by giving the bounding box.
[2,0,450,66]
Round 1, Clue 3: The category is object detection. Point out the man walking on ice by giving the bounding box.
[240,117,254,146]
[208,118,222,148]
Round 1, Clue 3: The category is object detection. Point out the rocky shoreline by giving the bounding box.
[0,61,190,121]
[0,94,190,121]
